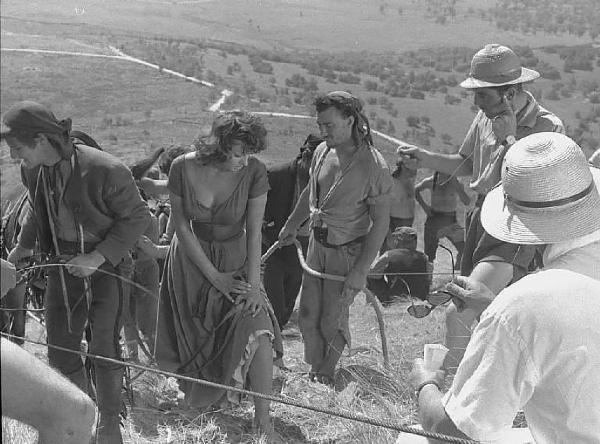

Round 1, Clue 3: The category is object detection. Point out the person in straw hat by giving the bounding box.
[397,44,565,371]
[404,132,600,444]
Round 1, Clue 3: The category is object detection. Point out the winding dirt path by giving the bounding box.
[1,43,407,144]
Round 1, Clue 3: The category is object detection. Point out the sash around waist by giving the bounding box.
[191,221,244,243]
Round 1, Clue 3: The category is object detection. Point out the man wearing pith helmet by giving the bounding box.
[398,44,565,371]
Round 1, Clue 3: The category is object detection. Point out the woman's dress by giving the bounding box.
[155,155,283,407]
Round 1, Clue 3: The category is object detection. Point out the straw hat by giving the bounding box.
[460,44,540,89]
[481,132,600,244]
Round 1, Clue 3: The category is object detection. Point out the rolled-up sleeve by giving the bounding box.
[366,160,393,206]
[442,312,537,441]
[95,165,150,266]
[458,113,480,159]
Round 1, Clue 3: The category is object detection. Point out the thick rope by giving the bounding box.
[1,332,478,444]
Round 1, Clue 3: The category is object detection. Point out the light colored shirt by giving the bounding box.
[443,268,600,443]
[459,92,564,195]
[308,142,392,245]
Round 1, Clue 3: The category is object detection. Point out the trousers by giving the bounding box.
[299,234,362,368]
[45,256,123,417]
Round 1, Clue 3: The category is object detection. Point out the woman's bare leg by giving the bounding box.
[247,335,273,430]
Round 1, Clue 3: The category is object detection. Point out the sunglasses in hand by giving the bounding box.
[407,290,454,318]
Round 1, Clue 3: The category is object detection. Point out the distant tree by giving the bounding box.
[545,89,560,100]
[338,72,361,84]
[364,80,379,91]
[406,115,420,128]
[445,94,461,105]
[441,133,453,145]
[367,96,377,105]
[387,121,396,134]
[410,91,425,100]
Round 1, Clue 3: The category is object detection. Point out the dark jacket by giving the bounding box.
[263,160,300,247]
[19,144,150,266]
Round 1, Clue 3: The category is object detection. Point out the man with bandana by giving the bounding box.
[278,92,392,385]
[2,101,150,443]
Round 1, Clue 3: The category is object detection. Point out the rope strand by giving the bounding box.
[1,332,478,444]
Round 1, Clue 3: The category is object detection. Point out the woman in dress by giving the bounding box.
[155,110,282,435]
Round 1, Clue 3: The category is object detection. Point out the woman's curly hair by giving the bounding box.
[193,110,267,164]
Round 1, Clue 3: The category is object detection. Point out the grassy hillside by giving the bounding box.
[1,2,599,442]
[2,0,596,52]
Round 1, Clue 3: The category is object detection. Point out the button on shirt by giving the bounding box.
[459,92,564,195]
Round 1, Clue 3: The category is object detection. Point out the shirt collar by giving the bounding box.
[516,91,539,129]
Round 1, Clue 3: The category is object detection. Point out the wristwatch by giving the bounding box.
[504,135,517,147]
[415,379,441,396]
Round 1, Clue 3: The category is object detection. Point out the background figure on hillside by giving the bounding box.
[120,153,167,361]
[278,91,392,386]
[415,171,469,264]
[2,101,150,444]
[367,226,431,306]
[397,44,564,372]
[155,111,282,439]
[263,134,323,329]
[389,159,416,230]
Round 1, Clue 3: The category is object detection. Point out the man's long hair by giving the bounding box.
[314,91,373,147]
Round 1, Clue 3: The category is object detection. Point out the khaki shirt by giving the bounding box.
[459,92,564,195]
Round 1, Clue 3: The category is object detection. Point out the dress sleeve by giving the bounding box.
[249,158,270,199]
[441,307,538,441]
[167,155,185,198]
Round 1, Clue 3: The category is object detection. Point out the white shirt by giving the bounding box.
[443,269,600,443]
